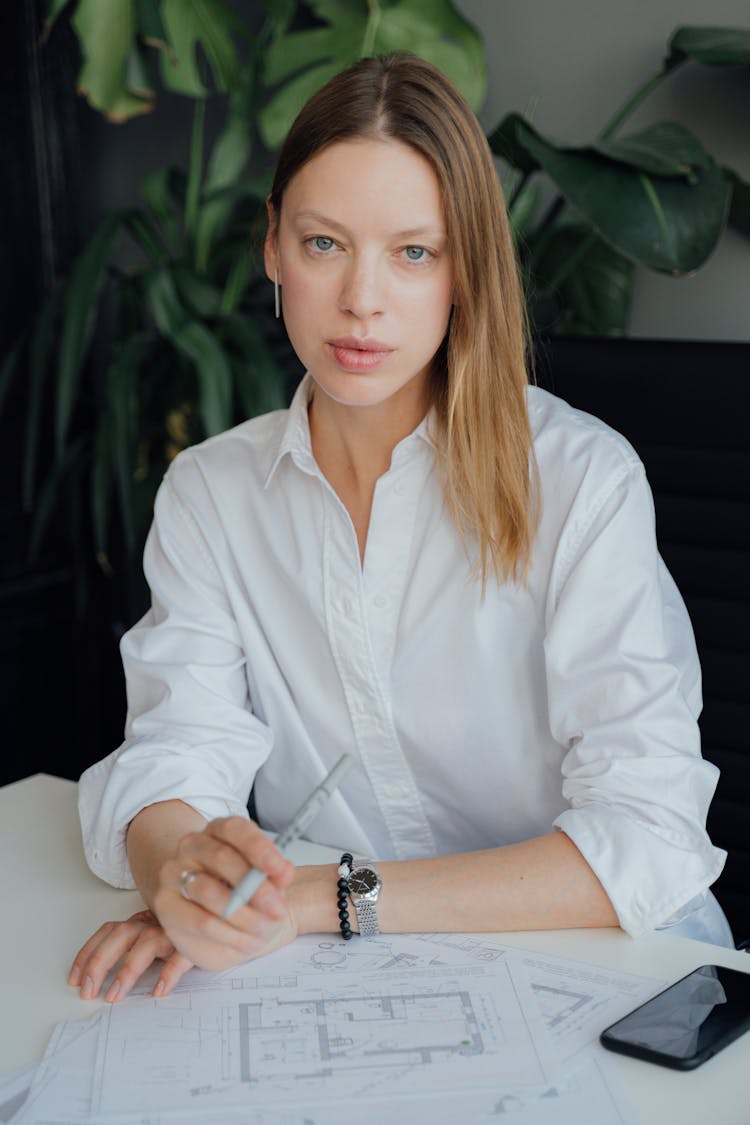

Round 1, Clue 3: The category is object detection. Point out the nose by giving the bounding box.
[338,253,385,319]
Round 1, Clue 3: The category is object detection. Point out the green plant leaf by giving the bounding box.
[259,0,487,149]
[507,178,542,242]
[172,263,222,317]
[666,26,750,68]
[532,221,635,336]
[142,267,231,434]
[594,123,711,180]
[160,0,242,96]
[185,98,206,248]
[29,436,87,563]
[491,115,730,274]
[44,0,73,34]
[140,167,184,255]
[124,209,167,263]
[488,113,541,175]
[262,27,338,87]
[143,266,188,335]
[72,0,154,119]
[222,314,286,417]
[726,169,750,239]
[260,60,341,150]
[258,0,297,37]
[56,212,124,457]
[134,0,168,48]
[219,251,253,315]
[124,41,155,102]
[195,72,259,270]
[173,321,233,435]
[372,0,486,108]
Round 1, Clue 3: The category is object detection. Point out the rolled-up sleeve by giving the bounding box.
[545,460,726,937]
[78,467,273,888]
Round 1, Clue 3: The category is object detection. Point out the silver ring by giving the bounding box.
[179,868,199,901]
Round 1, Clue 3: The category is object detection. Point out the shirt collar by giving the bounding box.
[263,372,435,488]
[263,373,317,487]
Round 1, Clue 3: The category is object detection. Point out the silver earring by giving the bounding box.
[274,269,281,319]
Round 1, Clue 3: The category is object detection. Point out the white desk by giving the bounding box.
[2,774,749,1123]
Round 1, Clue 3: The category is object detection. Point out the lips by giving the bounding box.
[328,336,394,372]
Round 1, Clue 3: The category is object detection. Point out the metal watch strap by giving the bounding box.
[354,897,380,938]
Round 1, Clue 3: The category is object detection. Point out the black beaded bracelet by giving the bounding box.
[337,852,354,940]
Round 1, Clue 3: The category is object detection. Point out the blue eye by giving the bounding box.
[404,246,428,262]
[313,236,335,252]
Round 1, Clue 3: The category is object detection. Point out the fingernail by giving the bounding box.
[104,979,121,1003]
[68,966,81,986]
[153,979,165,998]
[81,975,95,1000]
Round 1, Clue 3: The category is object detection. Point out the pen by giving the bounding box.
[223,753,354,918]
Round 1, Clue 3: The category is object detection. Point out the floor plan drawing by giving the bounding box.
[93,959,554,1117]
[237,986,484,1082]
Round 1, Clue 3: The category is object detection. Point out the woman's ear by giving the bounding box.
[264,197,279,283]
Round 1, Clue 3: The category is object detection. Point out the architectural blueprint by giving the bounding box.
[9,933,655,1125]
[91,951,555,1115]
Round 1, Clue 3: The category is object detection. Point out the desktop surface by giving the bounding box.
[2,774,749,1124]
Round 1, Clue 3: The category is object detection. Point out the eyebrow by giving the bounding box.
[291,210,447,241]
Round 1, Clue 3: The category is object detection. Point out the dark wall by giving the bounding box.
[0,3,126,786]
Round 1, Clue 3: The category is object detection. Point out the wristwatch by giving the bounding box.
[347,859,382,937]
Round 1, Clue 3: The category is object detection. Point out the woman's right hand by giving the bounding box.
[69,815,297,1003]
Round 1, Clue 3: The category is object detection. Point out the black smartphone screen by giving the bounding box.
[600,964,750,1070]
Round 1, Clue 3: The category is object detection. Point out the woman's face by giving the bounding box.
[265,137,454,412]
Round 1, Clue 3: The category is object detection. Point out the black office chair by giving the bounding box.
[536,335,750,948]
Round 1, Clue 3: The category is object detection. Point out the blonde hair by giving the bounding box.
[269,54,539,585]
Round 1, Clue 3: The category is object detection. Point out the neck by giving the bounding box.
[308,380,429,493]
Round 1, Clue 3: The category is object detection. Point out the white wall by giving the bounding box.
[457,0,750,340]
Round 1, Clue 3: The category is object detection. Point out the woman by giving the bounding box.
[70,54,731,1005]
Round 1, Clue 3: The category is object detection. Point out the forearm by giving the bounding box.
[291,831,619,936]
[126,800,208,908]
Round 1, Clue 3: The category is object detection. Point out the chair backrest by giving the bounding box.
[536,336,750,945]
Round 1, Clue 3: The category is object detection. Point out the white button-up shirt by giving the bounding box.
[79,376,727,939]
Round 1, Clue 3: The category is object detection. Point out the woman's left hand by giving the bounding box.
[68,909,195,1002]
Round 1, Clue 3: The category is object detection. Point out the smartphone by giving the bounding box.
[600,964,750,1070]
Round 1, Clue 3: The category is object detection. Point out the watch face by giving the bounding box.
[349,869,378,895]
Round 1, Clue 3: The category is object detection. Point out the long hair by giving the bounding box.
[269,54,539,585]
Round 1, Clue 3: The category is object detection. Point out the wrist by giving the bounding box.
[287,864,350,936]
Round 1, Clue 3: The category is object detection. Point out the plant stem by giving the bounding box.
[185,98,206,261]
[598,61,684,141]
[362,0,382,57]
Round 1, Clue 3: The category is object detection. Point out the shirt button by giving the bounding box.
[373,594,387,608]
[343,598,353,613]
[393,482,404,496]
[385,783,406,799]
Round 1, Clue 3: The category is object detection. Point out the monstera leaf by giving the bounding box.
[665,25,750,68]
[491,115,730,274]
[48,0,244,117]
[530,221,635,336]
[258,0,487,149]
